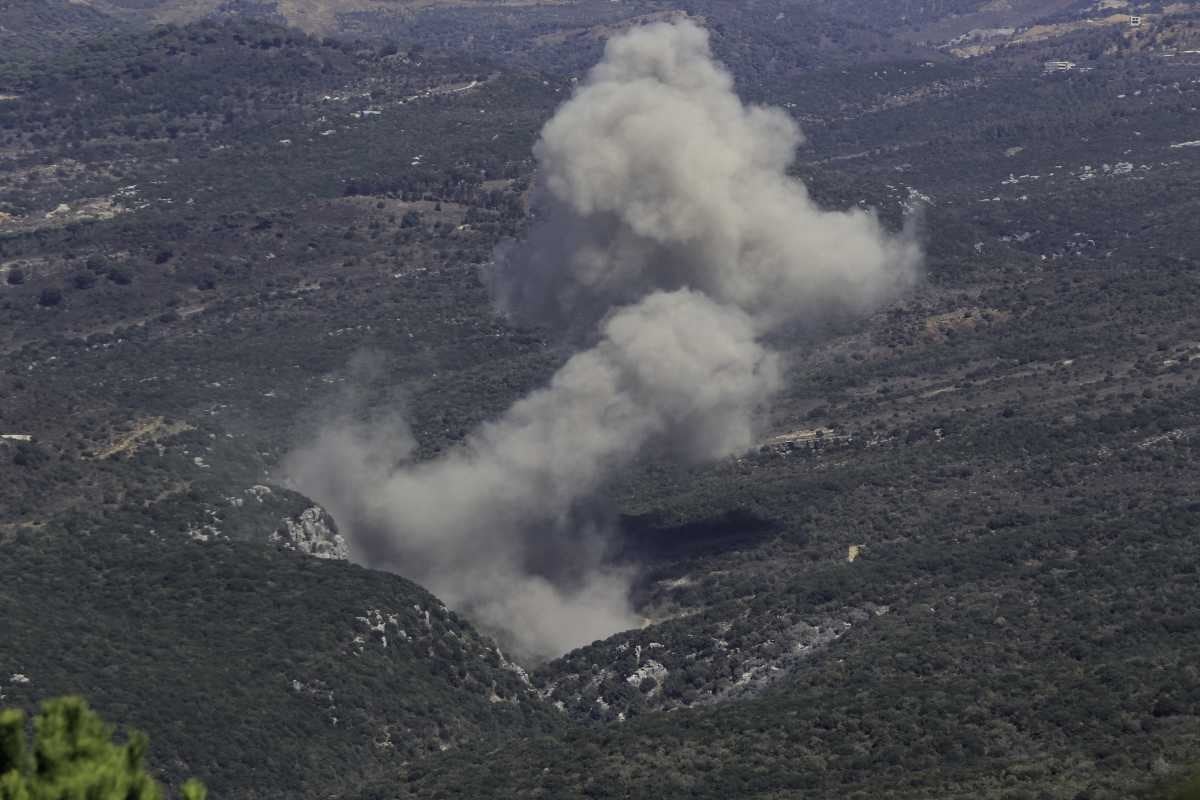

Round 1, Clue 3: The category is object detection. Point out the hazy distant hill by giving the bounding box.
[10,0,1165,86]
[57,0,1147,44]
[66,0,542,35]
[0,0,120,63]
[811,0,1088,40]
[43,0,1184,80]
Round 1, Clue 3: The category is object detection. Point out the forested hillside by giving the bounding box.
[2,2,1199,798]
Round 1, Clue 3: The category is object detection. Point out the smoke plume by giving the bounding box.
[494,19,920,332]
[286,19,920,660]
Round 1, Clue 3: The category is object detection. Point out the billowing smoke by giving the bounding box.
[493,19,920,332]
[286,19,920,660]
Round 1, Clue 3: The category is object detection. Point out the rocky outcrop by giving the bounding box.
[271,506,349,560]
[535,603,891,721]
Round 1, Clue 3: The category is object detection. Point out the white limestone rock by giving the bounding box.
[271,506,348,560]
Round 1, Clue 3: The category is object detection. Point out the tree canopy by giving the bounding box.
[0,696,205,800]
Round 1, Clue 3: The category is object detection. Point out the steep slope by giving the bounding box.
[0,531,558,798]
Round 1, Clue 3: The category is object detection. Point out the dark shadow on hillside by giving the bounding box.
[613,508,779,563]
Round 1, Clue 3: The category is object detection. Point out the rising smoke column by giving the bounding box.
[288,291,778,658]
[287,19,920,660]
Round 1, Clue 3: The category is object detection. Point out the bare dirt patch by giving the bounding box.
[0,197,129,235]
[922,306,1010,342]
[92,417,194,460]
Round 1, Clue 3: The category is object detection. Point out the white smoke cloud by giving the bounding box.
[494,19,920,331]
[286,19,919,660]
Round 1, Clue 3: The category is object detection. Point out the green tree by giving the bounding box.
[0,696,205,800]
[1167,771,1200,800]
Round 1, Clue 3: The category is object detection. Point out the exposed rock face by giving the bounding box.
[535,603,892,721]
[272,506,349,560]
